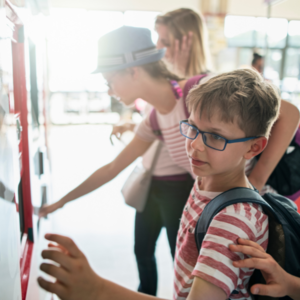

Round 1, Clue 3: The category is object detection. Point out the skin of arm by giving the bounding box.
[39,135,152,217]
[230,238,300,300]
[186,277,227,300]
[38,234,228,300]
[248,100,300,191]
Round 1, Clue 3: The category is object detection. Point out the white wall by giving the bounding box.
[228,0,300,20]
[49,0,201,14]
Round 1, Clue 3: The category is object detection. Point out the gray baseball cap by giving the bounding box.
[92,26,165,74]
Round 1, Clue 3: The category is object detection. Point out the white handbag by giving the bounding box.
[121,141,162,212]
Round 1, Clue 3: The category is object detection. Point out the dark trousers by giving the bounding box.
[134,177,194,296]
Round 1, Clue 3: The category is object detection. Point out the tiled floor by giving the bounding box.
[48,124,174,298]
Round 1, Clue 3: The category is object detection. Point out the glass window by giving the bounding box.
[237,48,253,68]
[224,16,255,47]
[255,18,267,48]
[264,49,282,81]
[124,11,160,44]
[284,48,300,78]
[266,18,288,48]
[46,9,124,92]
[288,20,300,47]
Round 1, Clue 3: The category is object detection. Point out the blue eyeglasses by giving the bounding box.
[180,120,260,151]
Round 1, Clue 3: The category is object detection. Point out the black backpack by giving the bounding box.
[257,128,300,200]
[194,187,300,300]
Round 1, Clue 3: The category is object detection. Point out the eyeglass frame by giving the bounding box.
[179,120,260,151]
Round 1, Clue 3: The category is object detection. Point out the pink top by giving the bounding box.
[135,90,193,177]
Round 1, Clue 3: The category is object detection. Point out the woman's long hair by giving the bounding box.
[155,8,212,77]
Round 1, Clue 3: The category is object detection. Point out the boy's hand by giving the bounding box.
[39,201,64,218]
[229,238,290,298]
[38,234,102,300]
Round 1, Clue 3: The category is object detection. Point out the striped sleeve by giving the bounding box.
[192,203,269,298]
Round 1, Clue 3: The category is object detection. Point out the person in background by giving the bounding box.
[252,52,264,75]
[155,8,211,78]
[230,238,300,300]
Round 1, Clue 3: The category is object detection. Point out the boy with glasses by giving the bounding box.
[38,69,281,300]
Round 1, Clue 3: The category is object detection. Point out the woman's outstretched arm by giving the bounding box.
[39,135,152,217]
[248,100,300,191]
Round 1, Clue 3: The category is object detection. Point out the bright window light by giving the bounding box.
[124,11,160,43]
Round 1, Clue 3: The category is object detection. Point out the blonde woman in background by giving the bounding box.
[155,8,211,77]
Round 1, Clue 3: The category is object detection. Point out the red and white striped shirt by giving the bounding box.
[174,178,269,300]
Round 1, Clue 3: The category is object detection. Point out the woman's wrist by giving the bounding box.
[92,275,106,300]
[59,198,67,207]
[247,174,264,192]
[287,273,300,300]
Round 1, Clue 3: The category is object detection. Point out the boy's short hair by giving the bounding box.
[187,69,281,137]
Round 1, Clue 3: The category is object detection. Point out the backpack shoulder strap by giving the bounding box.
[149,108,163,141]
[194,187,274,252]
[183,74,208,118]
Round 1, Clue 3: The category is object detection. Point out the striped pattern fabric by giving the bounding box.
[135,94,194,177]
[173,178,269,300]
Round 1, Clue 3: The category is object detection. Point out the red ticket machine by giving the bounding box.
[1,1,52,299]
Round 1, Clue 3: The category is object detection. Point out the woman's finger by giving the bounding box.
[229,244,267,259]
[41,249,77,271]
[181,35,187,52]
[37,277,67,299]
[174,39,180,60]
[232,257,273,272]
[44,234,82,258]
[251,283,284,298]
[40,263,70,285]
[236,238,266,252]
[187,31,193,47]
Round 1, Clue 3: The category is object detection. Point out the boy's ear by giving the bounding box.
[244,136,268,160]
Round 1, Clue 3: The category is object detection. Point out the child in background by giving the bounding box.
[39,69,284,300]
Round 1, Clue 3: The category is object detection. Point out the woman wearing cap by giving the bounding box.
[39,25,300,297]
[109,9,212,296]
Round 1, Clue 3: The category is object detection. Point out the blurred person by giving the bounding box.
[230,238,300,300]
[252,52,264,75]
[155,8,211,78]
[39,26,299,297]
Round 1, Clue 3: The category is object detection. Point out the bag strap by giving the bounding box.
[194,187,275,252]
[148,141,163,173]
[293,127,300,147]
[150,75,208,140]
[183,74,208,118]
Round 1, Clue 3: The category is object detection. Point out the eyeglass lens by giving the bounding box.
[180,122,226,150]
